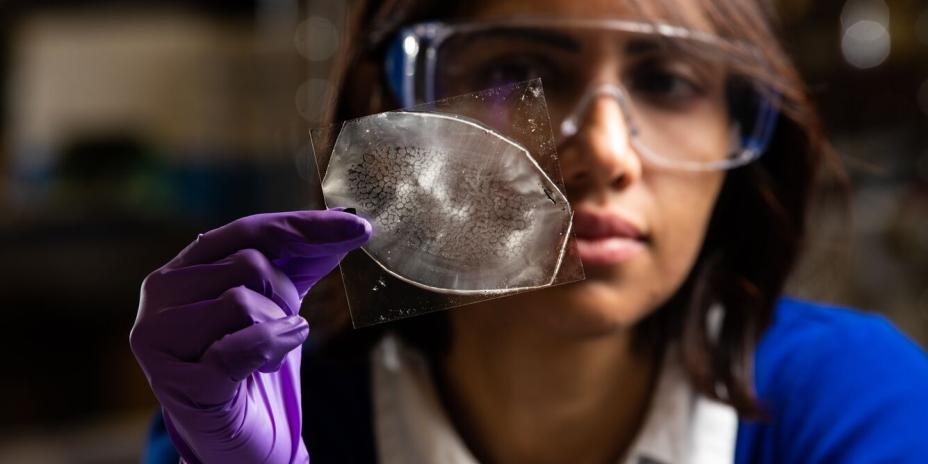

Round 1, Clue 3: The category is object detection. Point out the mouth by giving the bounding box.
[572,208,648,266]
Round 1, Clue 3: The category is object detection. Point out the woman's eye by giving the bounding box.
[628,63,705,106]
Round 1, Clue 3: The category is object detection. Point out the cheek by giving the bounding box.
[458,176,725,337]
[648,173,724,289]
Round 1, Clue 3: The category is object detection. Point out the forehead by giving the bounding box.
[459,0,715,32]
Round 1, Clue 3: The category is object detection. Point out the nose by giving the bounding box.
[559,87,643,196]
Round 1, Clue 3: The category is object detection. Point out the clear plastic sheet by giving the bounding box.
[311,79,584,327]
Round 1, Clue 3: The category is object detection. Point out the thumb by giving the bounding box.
[202,315,309,382]
[277,254,346,298]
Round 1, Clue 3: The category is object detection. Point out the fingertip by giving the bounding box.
[289,314,310,331]
[256,315,309,373]
[299,209,373,243]
[283,315,311,345]
[355,215,373,242]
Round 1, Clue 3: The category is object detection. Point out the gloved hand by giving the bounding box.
[130,210,371,463]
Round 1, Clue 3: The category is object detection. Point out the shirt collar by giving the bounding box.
[371,333,737,464]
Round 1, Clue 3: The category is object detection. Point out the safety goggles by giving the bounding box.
[384,19,780,171]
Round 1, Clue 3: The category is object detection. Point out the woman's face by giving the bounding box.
[453,0,729,335]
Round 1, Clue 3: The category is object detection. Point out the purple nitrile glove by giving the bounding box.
[130,210,371,464]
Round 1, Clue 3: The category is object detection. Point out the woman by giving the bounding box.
[131,0,928,462]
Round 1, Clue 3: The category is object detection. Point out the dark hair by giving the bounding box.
[310,0,843,417]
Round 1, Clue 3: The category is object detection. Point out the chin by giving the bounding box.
[517,277,656,338]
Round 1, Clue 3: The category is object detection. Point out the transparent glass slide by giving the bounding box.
[311,79,584,327]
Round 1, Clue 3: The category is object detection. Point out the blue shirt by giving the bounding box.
[144,298,928,463]
[736,298,928,463]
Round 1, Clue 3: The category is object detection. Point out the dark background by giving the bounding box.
[0,0,925,462]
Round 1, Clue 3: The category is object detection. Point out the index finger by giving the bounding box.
[167,210,372,269]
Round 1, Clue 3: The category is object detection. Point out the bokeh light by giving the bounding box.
[403,35,419,57]
[841,0,889,27]
[294,16,339,62]
[841,19,891,69]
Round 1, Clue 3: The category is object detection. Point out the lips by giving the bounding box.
[572,208,647,265]
[573,208,645,241]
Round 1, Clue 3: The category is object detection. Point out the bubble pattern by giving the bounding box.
[346,144,532,266]
[322,110,571,294]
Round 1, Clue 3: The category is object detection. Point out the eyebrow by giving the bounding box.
[469,27,581,52]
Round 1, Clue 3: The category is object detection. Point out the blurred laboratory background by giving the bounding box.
[0,0,925,462]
